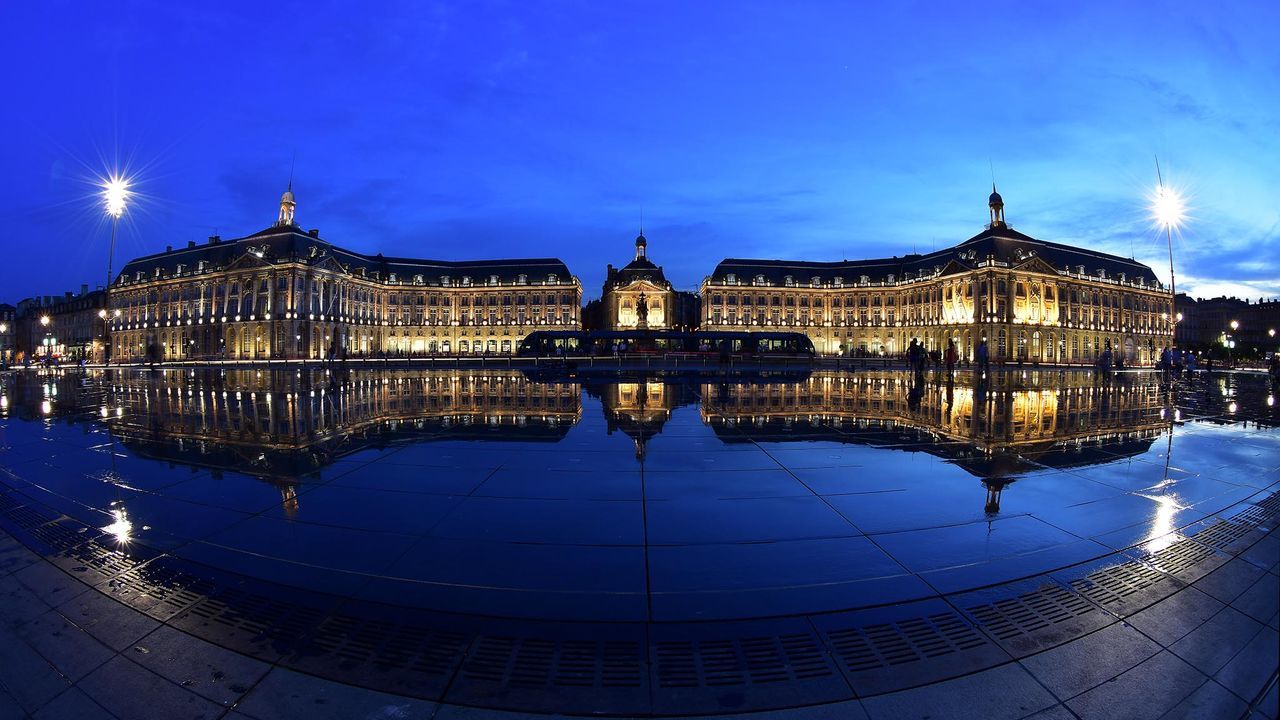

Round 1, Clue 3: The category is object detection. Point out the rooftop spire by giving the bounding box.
[277,181,296,227]
[988,183,1006,229]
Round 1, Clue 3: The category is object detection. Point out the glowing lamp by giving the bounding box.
[103,176,131,218]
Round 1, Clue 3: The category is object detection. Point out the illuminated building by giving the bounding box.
[0,303,14,365]
[700,188,1175,362]
[14,286,107,362]
[600,232,676,330]
[107,188,582,360]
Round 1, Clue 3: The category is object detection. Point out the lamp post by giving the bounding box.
[1152,159,1185,348]
[102,176,130,365]
[97,309,108,364]
[1228,319,1239,367]
[39,315,51,365]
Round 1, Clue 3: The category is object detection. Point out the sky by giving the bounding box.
[2,0,1278,304]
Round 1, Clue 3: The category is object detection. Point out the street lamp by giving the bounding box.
[1227,320,1239,367]
[39,315,51,363]
[96,309,108,364]
[102,174,131,364]
[1151,159,1185,341]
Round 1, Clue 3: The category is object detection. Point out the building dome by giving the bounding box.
[635,232,647,248]
[988,189,1003,206]
[282,189,296,204]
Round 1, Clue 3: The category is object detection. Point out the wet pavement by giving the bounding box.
[0,366,1276,718]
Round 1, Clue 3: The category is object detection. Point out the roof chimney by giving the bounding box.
[308,228,319,238]
[165,245,173,253]
[188,240,196,249]
[208,235,221,245]
[81,284,88,296]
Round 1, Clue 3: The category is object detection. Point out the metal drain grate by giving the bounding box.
[967,583,1095,641]
[654,634,832,688]
[29,520,88,552]
[107,559,207,614]
[68,539,138,579]
[184,586,327,649]
[1251,493,1280,519]
[464,636,644,689]
[825,612,988,673]
[1192,521,1254,551]
[1146,538,1217,575]
[307,614,468,677]
[1069,560,1167,607]
[1230,505,1272,528]
[2,504,55,530]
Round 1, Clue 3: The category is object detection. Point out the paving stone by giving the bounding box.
[31,687,117,720]
[1212,626,1278,703]
[0,534,39,574]
[1256,681,1278,720]
[1019,706,1076,720]
[1066,651,1207,720]
[14,561,87,606]
[1231,571,1280,626]
[128,624,270,707]
[1194,557,1267,604]
[432,701,872,719]
[15,608,114,682]
[78,655,223,720]
[1157,679,1247,720]
[0,624,72,713]
[1021,621,1161,699]
[235,667,437,720]
[1239,534,1279,573]
[1170,607,1265,676]
[0,687,27,720]
[1126,585,1225,647]
[860,663,1056,720]
[0,572,52,630]
[54,589,159,651]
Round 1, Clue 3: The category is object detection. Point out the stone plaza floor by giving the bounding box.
[0,366,1277,719]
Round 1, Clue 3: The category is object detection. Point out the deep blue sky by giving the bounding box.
[2,1,1277,304]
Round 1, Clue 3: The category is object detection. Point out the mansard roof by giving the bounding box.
[114,225,575,287]
[709,224,1162,288]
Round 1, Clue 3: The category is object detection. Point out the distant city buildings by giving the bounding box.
[0,303,14,365]
[10,286,106,363]
[1175,294,1280,355]
[700,189,1176,363]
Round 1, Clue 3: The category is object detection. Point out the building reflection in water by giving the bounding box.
[1,368,1201,521]
[699,371,1173,515]
[590,379,700,462]
[100,369,582,517]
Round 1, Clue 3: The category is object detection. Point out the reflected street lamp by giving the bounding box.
[1227,320,1239,367]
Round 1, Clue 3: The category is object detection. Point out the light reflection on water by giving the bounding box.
[0,366,1277,623]
[2,367,1276,560]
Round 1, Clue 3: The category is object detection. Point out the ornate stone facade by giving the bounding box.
[700,190,1175,363]
[107,190,582,361]
[600,233,678,331]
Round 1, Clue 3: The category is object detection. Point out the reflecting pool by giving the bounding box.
[1,367,1277,713]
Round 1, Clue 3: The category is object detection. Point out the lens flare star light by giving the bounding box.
[103,175,131,218]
